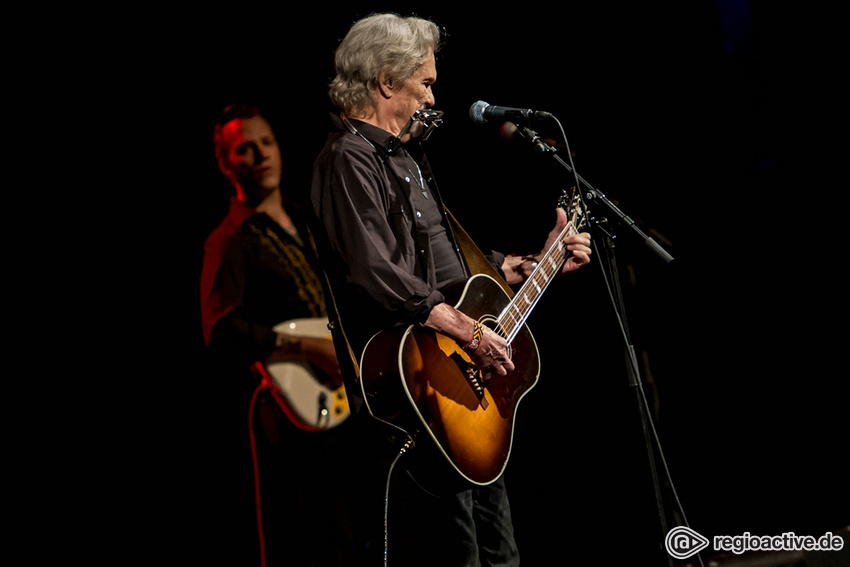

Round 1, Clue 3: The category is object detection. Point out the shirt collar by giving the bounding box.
[334,113,401,155]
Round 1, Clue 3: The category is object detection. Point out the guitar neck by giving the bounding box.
[499,221,577,344]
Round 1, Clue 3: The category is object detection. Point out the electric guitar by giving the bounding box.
[259,318,350,432]
[359,189,587,490]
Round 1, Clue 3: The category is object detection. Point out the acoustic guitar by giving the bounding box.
[359,188,587,490]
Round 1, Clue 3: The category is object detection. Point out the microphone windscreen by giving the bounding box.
[468,100,488,123]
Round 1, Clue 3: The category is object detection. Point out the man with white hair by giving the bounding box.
[309,13,592,567]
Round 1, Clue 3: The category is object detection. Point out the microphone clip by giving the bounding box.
[513,124,556,155]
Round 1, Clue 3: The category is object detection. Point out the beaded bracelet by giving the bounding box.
[464,320,482,351]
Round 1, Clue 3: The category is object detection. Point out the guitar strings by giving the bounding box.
[498,218,579,344]
[496,110,589,344]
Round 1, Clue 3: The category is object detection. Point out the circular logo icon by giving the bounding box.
[665,526,710,559]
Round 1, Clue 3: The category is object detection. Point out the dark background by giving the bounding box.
[147,2,846,565]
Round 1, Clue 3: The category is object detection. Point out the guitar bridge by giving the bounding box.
[449,351,489,410]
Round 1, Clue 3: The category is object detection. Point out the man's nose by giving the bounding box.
[254,144,272,163]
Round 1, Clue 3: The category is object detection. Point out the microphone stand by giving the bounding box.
[514,125,673,264]
[513,124,679,566]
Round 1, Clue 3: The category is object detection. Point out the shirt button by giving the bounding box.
[416,211,422,217]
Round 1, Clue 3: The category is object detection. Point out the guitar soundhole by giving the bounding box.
[480,315,512,361]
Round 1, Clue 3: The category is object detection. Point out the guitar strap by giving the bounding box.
[444,207,514,299]
[412,143,513,299]
[305,229,364,413]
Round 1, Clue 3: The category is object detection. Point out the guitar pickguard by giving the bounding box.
[263,318,351,431]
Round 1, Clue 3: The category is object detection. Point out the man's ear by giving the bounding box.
[378,68,394,99]
[217,156,232,179]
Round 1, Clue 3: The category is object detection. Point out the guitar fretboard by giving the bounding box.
[499,220,578,344]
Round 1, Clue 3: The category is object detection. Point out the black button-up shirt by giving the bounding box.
[309,114,469,355]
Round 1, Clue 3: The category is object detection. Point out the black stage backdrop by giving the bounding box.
[136,2,847,565]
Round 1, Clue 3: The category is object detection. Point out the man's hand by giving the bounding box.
[543,207,592,274]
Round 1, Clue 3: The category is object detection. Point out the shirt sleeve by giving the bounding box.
[201,228,276,365]
[314,142,445,327]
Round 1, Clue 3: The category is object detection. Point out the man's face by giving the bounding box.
[220,115,282,198]
[390,51,437,130]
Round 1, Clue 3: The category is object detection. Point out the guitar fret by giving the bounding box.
[509,304,522,322]
[498,195,585,344]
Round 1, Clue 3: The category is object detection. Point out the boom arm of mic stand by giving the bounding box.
[513,125,674,264]
[582,185,674,264]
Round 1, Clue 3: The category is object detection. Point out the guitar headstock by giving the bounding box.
[557,186,587,232]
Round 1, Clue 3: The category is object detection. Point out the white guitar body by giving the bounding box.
[263,318,350,431]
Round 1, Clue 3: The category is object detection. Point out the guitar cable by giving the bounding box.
[383,437,415,567]
[247,380,270,567]
[250,370,411,567]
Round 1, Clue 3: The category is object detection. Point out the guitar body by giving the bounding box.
[360,274,539,491]
[264,318,350,432]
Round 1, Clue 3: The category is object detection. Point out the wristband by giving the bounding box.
[464,321,482,351]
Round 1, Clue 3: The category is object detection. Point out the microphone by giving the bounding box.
[469,100,551,123]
